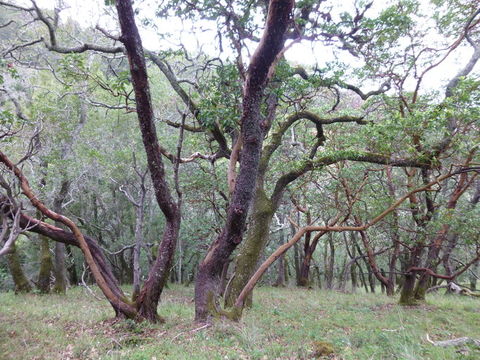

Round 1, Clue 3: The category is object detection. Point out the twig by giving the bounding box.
[171,323,211,342]
[80,263,103,301]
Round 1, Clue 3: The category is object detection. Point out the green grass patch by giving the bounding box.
[0,285,479,359]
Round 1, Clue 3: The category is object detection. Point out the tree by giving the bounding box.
[1,0,479,326]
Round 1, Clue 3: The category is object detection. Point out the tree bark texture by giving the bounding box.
[7,243,32,293]
[116,0,181,322]
[36,235,53,293]
[194,0,294,322]
[224,188,274,307]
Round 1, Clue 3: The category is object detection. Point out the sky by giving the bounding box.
[14,0,478,93]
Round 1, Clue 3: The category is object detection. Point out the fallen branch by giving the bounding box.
[426,282,480,297]
[426,333,480,347]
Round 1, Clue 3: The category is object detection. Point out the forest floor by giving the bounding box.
[0,285,479,360]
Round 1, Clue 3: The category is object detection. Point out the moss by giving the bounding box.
[7,244,32,293]
[207,291,243,321]
[224,189,274,308]
[37,237,53,294]
[399,292,421,306]
[312,341,335,358]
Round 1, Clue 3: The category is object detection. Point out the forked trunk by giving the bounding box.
[224,189,274,307]
[194,0,294,322]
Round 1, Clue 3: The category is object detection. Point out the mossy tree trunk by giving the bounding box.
[413,168,472,301]
[195,0,294,322]
[470,260,479,291]
[224,188,274,307]
[36,235,53,293]
[7,243,32,293]
[399,245,424,305]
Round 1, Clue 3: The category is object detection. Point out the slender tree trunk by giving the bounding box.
[313,260,322,289]
[380,269,387,293]
[368,269,375,293]
[325,235,335,289]
[273,226,286,287]
[351,263,358,292]
[132,197,145,300]
[414,165,474,300]
[297,211,312,287]
[52,179,70,294]
[116,0,182,322]
[219,260,230,296]
[470,260,478,291]
[65,244,79,286]
[357,262,369,293]
[386,166,400,296]
[293,240,301,285]
[36,168,53,294]
[298,229,325,287]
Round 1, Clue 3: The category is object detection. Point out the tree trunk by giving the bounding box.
[399,246,424,305]
[132,198,145,300]
[52,242,68,293]
[52,179,71,294]
[351,263,358,292]
[36,235,53,293]
[357,262,369,293]
[7,243,32,293]
[224,188,274,307]
[367,267,375,293]
[414,167,473,300]
[135,215,180,322]
[219,259,230,296]
[470,260,478,291]
[324,235,335,289]
[116,0,182,322]
[65,244,79,286]
[399,271,417,305]
[293,240,301,285]
[273,226,286,287]
[194,0,294,322]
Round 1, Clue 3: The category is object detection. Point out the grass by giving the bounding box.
[0,285,479,359]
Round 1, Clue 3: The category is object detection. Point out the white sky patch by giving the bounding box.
[9,0,478,93]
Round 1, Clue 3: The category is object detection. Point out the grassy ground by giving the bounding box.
[0,285,479,360]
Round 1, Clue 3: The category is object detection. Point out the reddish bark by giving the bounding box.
[194,0,294,322]
[116,0,181,322]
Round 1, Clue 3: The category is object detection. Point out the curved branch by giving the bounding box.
[0,152,135,316]
[233,166,480,309]
[260,110,367,173]
[271,150,433,205]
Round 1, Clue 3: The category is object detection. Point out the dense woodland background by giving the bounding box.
[0,0,479,337]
